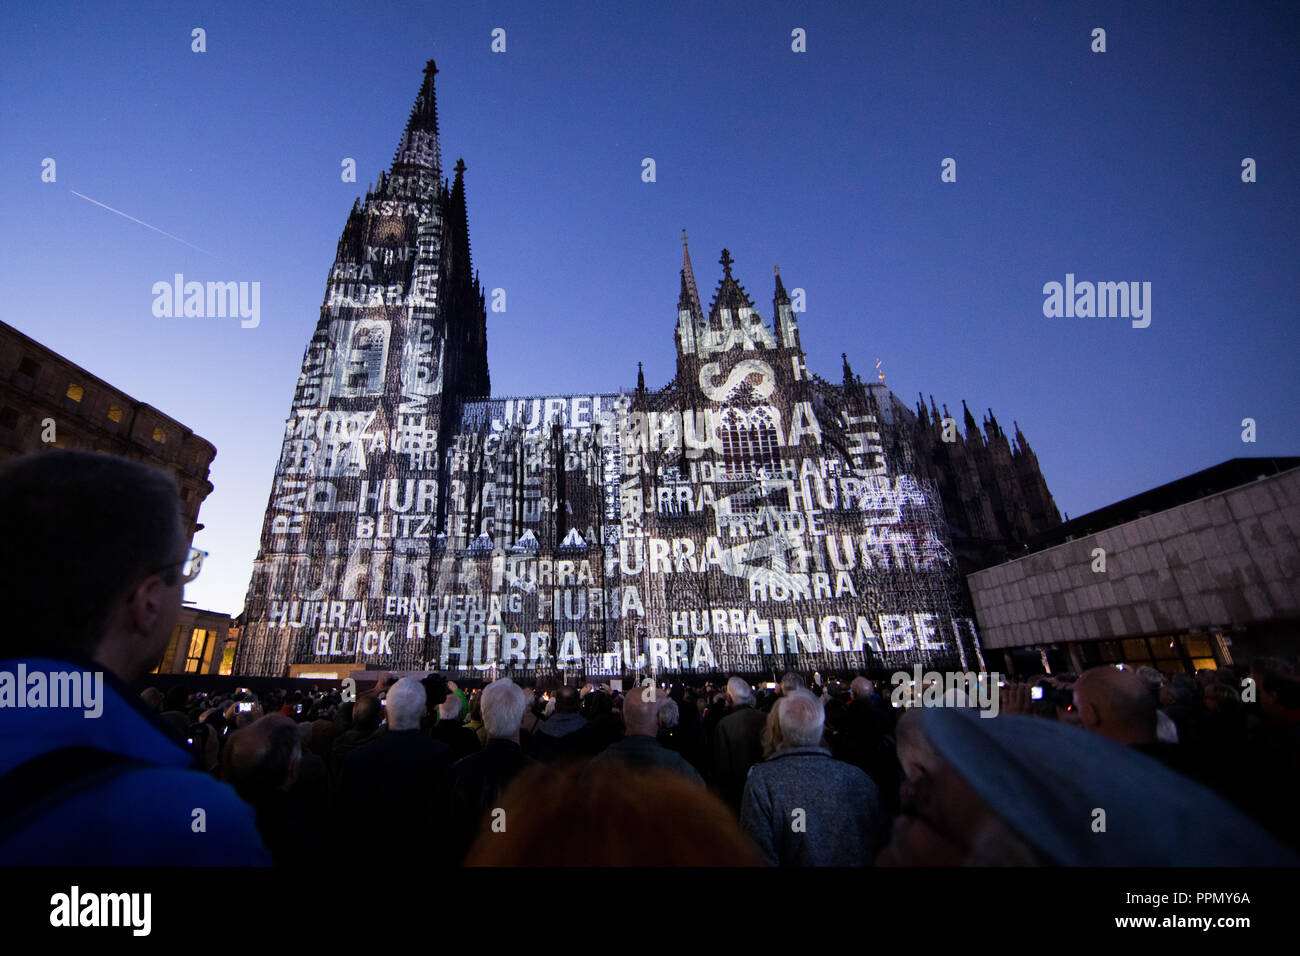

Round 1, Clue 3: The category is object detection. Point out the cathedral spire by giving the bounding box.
[707,247,755,316]
[773,264,788,303]
[450,157,471,270]
[962,399,981,442]
[987,407,1002,438]
[842,352,855,389]
[391,59,442,176]
[680,230,704,320]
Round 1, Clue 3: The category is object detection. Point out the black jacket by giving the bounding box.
[712,705,768,810]
[438,739,534,864]
[430,718,482,761]
[335,730,454,836]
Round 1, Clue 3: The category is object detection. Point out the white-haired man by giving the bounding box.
[740,689,885,866]
[335,677,454,840]
[712,676,767,810]
[438,678,537,864]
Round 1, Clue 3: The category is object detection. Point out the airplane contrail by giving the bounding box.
[69,189,222,258]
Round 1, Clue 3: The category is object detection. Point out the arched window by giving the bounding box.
[718,406,781,477]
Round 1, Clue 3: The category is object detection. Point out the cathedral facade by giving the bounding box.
[234,61,1059,680]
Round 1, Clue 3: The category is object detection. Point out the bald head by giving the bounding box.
[438,693,461,720]
[850,677,875,701]
[1073,666,1157,745]
[622,684,662,736]
[139,687,164,711]
[221,714,301,800]
[352,694,382,734]
[554,685,580,714]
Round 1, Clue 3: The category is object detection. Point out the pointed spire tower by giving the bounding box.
[444,156,490,397]
[680,230,704,321]
[676,230,706,357]
[773,264,802,352]
[391,59,443,177]
[962,399,983,446]
[237,59,488,677]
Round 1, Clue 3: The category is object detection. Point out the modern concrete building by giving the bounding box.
[968,457,1300,676]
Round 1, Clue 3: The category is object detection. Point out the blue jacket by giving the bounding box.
[0,656,271,865]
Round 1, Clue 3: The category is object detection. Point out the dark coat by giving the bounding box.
[335,729,454,836]
[527,712,591,764]
[832,697,901,814]
[588,734,705,786]
[430,718,481,761]
[712,704,768,809]
[438,739,534,864]
[329,725,383,779]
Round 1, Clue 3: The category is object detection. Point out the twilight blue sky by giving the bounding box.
[2,1,1297,616]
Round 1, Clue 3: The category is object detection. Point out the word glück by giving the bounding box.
[1042,273,1151,328]
[0,664,103,718]
[151,273,261,328]
[49,886,151,936]
[889,666,1001,718]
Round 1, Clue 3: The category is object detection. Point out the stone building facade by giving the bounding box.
[235,61,1061,680]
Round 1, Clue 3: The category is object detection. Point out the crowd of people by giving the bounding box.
[1,450,1297,867]
[123,659,1299,867]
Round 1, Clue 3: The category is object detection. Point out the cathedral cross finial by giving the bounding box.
[682,228,688,247]
[719,248,734,278]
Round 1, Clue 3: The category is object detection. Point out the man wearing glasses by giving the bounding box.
[0,450,270,865]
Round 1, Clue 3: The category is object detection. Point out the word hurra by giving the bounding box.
[1042,273,1151,328]
[889,666,1000,718]
[152,273,260,328]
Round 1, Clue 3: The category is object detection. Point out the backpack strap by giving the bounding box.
[0,747,154,851]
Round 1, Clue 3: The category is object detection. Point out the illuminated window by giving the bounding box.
[1121,638,1150,661]
[152,426,166,444]
[107,404,123,423]
[185,628,213,673]
[1192,658,1217,671]
[65,383,84,402]
[1151,637,1179,659]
